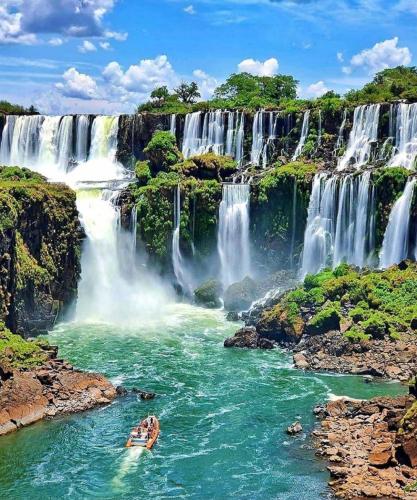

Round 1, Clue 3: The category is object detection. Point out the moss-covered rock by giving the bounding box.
[0,166,81,337]
[224,276,258,312]
[0,322,48,369]
[250,161,318,270]
[172,153,237,181]
[194,279,222,308]
[143,131,183,174]
[256,262,417,345]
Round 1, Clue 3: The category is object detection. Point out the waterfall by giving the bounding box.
[235,112,245,166]
[0,115,17,163]
[292,110,310,161]
[182,111,225,157]
[389,103,417,170]
[251,111,264,166]
[218,183,251,288]
[75,115,89,162]
[317,110,322,147]
[8,115,44,167]
[338,104,380,170]
[172,185,191,294]
[56,116,74,169]
[225,112,235,157]
[250,111,279,167]
[379,178,416,268]
[289,178,297,268]
[169,114,176,137]
[301,172,375,276]
[336,109,347,151]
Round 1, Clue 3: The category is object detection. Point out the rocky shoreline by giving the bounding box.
[0,345,116,436]
[313,393,417,498]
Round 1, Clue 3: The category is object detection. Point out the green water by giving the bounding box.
[0,304,405,499]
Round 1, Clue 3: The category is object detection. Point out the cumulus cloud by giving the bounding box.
[100,41,111,50]
[0,0,126,45]
[337,52,344,63]
[184,5,196,15]
[193,69,218,100]
[102,55,180,102]
[349,37,412,74]
[238,57,279,76]
[78,40,97,53]
[304,81,329,98]
[56,67,98,100]
[48,37,64,46]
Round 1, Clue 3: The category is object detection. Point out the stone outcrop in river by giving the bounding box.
[0,326,116,436]
[313,390,417,498]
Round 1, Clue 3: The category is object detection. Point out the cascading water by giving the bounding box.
[301,172,375,276]
[217,183,251,288]
[292,110,310,161]
[250,111,280,167]
[75,115,89,162]
[379,178,416,268]
[169,114,176,137]
[335,109,347,151]
[389,103,417,170]
[172,184,192,295]
[338,104,380,170]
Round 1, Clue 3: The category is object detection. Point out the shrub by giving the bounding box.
[135,161,152,186]
[362,312,387,339]
[143,131,183,173]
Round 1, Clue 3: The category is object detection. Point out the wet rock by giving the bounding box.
[287,421,303,435]
[293,352,309,369]
[226,311,240,322]
[140,391,155,400]
[224,276,258,312]
[194,280,222,309]
[224,326,259,349]
[116,386,128,396]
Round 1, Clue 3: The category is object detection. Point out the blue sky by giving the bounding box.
[1,0,417,114]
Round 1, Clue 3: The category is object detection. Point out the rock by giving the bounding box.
[369,443,392,466]
[116,386,128,396]
[287,421,303,435]
[224,327,259,349]
[140,391,155,400]
[193,279,223,309]
[293,352,309,369]
[224,276,258,312]
[226,311,240,322]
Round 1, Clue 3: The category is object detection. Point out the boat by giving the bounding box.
[126,416,160,449]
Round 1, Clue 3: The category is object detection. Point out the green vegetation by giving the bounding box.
[0,322,48,369]
[260,262,417,343]
[0,166,81,337]
[138,66,417,114]
[0,100,38,115]
[143,131,183,173]
[172,153,237,180]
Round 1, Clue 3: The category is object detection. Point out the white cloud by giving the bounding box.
[395,0,417,16]
[304,81,329,98]
[55,67,98,100]
[102,55,180,103]
[79,40,97,53]
[349,37,412,74]
[337,52,344,63]
[342,66,352,75]
[184,5,196,15]
[100,41,111,50]
[48,37,64,46]
[193,69,218,100]
[104,30,128,42]
[238,57,279,76]
[0,0,123,45]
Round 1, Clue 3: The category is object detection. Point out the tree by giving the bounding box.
[174,82,201,104]
[213,72,298,107]
[150,86,170,107]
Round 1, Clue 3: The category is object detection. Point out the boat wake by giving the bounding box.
[111,447,146,491]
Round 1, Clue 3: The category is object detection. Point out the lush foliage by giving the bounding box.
[143,131,183,173]
[264,262,417,343]
[345,66,417,104]
[0,322,48,369]
[0,100,38,115]
[172,153,237,180]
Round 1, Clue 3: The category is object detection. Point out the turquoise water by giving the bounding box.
[0,304,405,499]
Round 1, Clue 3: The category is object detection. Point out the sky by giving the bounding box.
[1,0,417,114]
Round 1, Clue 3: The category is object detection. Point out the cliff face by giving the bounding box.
[0,167,82,337]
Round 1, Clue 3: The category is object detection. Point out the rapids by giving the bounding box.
[0,306,405,499]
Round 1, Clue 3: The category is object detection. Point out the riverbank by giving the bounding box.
[313,391,417,498]
[0,327,116,436]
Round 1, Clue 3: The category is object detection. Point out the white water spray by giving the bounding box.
[292,110,310,161]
